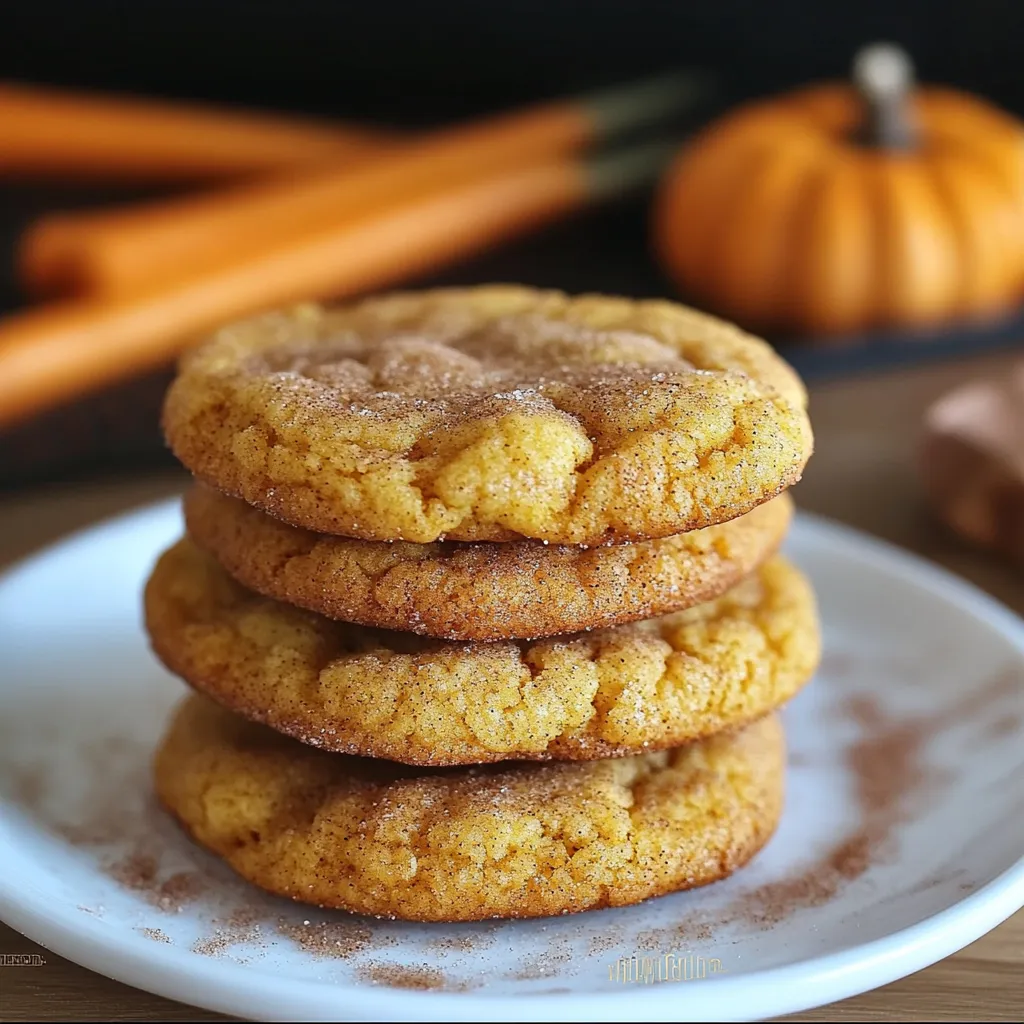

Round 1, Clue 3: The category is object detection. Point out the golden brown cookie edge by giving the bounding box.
[183,485,794,640]
[153,697,785,922]
[144,541,820,767]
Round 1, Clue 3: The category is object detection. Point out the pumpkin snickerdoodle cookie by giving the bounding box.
[163,286,812,545]
[155,696,785,921]
[145,539,818,766]
[184,485,793,640]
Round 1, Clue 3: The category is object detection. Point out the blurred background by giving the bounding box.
[0,0,1022,489]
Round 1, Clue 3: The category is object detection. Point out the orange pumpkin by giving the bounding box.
[654,44,1024,335]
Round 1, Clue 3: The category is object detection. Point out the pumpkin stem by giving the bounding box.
[853,42,917,149]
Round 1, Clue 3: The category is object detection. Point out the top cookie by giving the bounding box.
[163,286,812,545]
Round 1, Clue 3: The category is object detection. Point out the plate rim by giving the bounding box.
[1,498,1023,1022]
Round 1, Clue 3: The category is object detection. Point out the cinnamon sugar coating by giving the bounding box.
[163,287,811,544]
[144,540,819,765]
[154,697,785,921]
[185,485,793,640]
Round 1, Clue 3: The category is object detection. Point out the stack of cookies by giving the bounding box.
[145,286,818,923]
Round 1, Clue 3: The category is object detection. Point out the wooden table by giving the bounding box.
[1,348,1022,1021]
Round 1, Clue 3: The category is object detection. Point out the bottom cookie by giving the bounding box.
[155,697,785,922]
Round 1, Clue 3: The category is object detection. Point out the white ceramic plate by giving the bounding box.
[1,500,1022,1022]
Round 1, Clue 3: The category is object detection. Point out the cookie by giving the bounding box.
[184,485,793,640]
[155,696,785,921]
[145,539,818,765]
[163,286,812,544]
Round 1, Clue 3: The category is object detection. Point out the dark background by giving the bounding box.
[2,0,1023,483]
[3,1,1023,118]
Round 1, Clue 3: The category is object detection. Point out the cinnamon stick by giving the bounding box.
[20,72,706,296]
[0,81,394,182]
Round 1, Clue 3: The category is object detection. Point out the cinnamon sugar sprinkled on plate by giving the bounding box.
[425,935,482,956]
[696,667,1021,932]
[191,908,263,958]
[586,931,621,956]
[106,851,207,913]
[276,918,378,959]
[359,962,448,990]
[984,712,1021,741]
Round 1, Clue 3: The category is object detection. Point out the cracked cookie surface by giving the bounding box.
[162,286,812,544]
[155,696,785,921]
[185,485,793,640]
[145,539,818,765]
